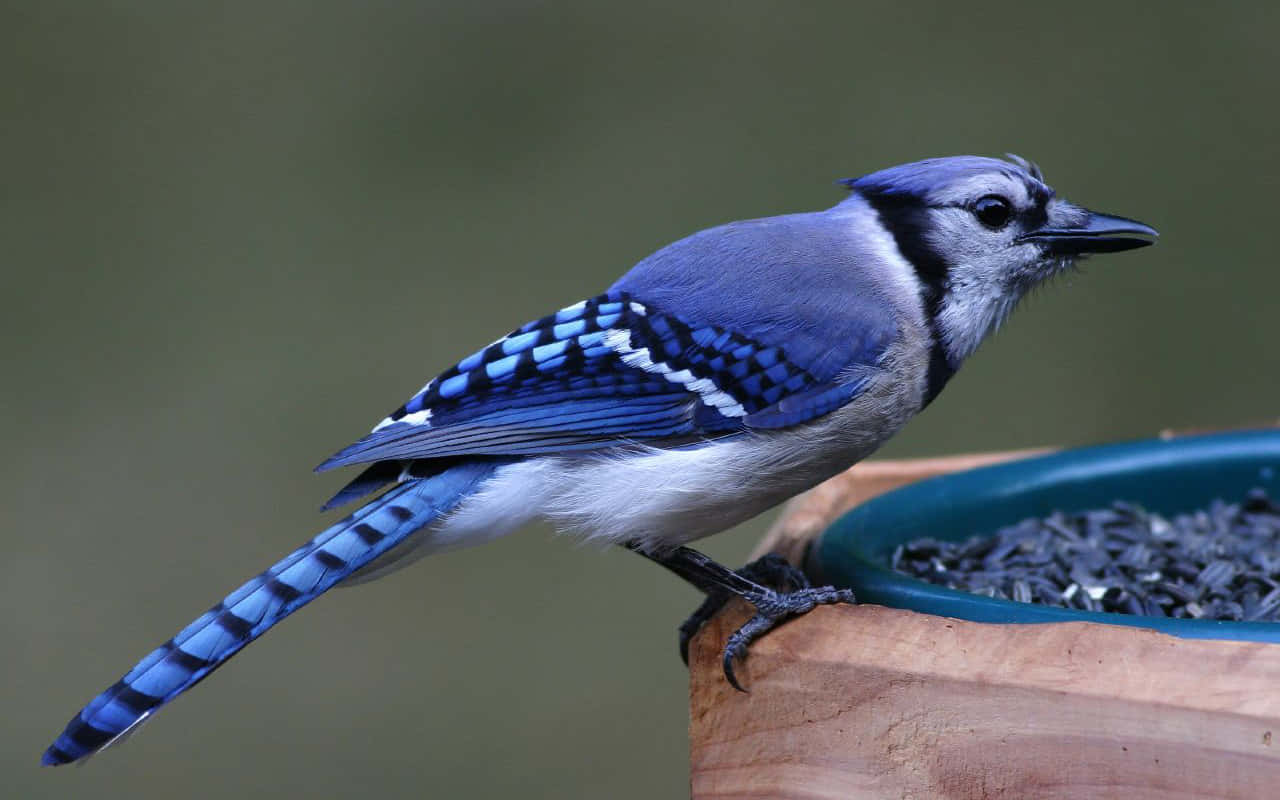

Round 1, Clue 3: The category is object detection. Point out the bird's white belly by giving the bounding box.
[434,337,929,553]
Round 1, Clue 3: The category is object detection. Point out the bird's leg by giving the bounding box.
[674,553,810,665]
[625,543,856,691]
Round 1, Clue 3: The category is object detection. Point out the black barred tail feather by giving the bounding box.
[42,461,496,766]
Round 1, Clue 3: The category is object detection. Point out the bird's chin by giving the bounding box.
[1038,254,1081,280]
[1010,257,1077,299]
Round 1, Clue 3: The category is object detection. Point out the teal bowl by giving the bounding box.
[810,430,1280,642]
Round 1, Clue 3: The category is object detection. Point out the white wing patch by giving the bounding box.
[602,329,747,417]
[373,408,431,432]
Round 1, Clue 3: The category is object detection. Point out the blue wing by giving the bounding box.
[318,290,887,475]
[319,207,904,502]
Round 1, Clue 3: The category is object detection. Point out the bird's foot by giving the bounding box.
[677,553,809,664]
[675,553,856,691]
[625,543,857,690]
[718,582,855,691]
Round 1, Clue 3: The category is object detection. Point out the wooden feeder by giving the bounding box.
[688,432,1280,799]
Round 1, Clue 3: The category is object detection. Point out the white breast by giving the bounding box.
[426,327,932,554]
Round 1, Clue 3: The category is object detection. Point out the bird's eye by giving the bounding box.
[973,195,1013,229]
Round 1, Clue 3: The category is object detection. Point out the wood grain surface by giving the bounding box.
[689,602,1280,799]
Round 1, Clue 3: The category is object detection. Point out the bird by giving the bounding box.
[42,154,1157,765]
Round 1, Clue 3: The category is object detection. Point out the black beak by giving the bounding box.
[1018,211,1159,255]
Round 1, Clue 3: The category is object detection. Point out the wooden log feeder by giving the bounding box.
[688,432,1280,800]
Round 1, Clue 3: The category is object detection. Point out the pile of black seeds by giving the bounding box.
[891,488,1280,621]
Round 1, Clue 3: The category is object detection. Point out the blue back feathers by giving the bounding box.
[612,211,899,382]
[318,256,896,474]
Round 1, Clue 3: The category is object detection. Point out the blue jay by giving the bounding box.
[43,155,1156,765]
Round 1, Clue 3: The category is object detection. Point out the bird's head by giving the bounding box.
[843,155,1157,367]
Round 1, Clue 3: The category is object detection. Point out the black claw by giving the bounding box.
[723,644,746,692]
[718,586,858,690]
[721,611,775,691]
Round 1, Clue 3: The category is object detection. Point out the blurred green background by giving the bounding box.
[4,2,1277,797]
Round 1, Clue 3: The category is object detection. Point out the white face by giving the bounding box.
[923,170,1089,363]
[850,155,1156,387]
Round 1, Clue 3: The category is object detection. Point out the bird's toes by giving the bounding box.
[716,584,857,690]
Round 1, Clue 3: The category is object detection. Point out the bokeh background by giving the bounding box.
[4,2,1277,797]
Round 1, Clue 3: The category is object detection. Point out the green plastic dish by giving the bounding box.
[811,430,1280,642]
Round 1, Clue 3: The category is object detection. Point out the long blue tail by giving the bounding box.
[42,462,495,766]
